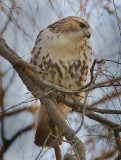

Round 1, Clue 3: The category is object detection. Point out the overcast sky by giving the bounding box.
[0,0,121,160]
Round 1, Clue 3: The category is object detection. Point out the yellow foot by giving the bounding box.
[77,107,81,112]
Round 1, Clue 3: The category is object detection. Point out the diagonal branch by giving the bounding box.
[0,38,120,159]
[58,96,121,130]
[40,96,86,160]
[0,38,86,159]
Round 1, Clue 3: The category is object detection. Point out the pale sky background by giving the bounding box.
[0,0,121,160]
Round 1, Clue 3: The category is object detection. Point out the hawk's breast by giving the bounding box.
[31,29,92,91]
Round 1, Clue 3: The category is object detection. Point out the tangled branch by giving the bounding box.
[0,38,121,159]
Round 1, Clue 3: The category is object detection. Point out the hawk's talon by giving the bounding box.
[77,107,81,112]
[56,92,65,103]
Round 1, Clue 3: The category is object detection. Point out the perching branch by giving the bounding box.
[40,96,86,160]
[58,96,121,130]
[0,38,86,159]
[0,38,121,159]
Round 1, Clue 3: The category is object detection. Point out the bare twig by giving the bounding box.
[0,38,86,160]
[0,38,121,160]
[58,97,121,130]
[40,96,86,160]
[76,0,89,16]
[75,91,89,134]
[35,133,52,160]
[113,0,121,35]
[106,59,121,65]
[0,123,34,157]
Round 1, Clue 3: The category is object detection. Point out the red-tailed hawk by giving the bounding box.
[31,16,92,147]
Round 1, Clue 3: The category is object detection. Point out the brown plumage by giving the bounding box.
[31,16,92,147]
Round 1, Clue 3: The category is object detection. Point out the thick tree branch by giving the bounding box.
[0,38,120,159]
[0,38,86,159]
[58,97,121,130]
[40,96,86,160]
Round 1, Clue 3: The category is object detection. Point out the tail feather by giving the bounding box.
[34,103,70,147]
[35,105,50,146]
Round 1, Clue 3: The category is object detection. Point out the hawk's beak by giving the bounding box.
[85,28,92,39]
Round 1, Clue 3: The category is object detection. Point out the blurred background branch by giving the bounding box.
[0,0,121,160]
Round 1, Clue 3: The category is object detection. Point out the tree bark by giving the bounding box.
[0,38,86,159]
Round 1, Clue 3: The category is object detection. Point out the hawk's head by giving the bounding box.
[48,16,92,41]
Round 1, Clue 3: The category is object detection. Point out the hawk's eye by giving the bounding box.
[79,22,86,28]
